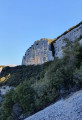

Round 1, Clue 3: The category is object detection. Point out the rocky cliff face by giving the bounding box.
[0,67,2,73]
[54,22,82,58]
[22,38,54,65]
[22,22,82,65]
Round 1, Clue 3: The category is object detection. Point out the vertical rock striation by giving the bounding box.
[53,22,82,58]
[22,22,82,65]
[22,38,54,65]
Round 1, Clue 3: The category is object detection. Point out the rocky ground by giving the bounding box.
[0,86,15,95]
[25,90,82,120]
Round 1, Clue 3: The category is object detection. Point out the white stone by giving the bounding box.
[0,86,15,95]
[25,90,82,120]
[22,22,82,65]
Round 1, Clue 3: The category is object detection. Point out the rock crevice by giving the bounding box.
[22,22,82,65]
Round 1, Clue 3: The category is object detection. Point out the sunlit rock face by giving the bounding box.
[22,38,54,65]
[22,22,82,65]
[0,68,2,73]
[53,23,82,58]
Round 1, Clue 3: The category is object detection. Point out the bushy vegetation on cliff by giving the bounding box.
[0,66,5,68]
[0,40,82,120]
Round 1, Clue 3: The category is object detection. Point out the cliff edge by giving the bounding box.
[22,22,82,65]
[22,38,54,65]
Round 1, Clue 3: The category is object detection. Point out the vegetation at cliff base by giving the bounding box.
[0,40,82,120]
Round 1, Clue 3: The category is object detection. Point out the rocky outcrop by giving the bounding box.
[25,90,82,120]
[22,38,54,65]
[0,86,15,95]
[54,22,82,58]
[0,67,2,73]
[22,22,82,65]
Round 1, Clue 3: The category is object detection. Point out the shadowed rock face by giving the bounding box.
[22,39,54,65]
[22,22,82,65]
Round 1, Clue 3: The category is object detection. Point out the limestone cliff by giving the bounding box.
[0,67,2,73]
[22,22,82,65]
[53,22,82,58]
[22,38,54,65]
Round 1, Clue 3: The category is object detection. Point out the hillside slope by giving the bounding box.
[0,40,82,120]
[25,90,82,120]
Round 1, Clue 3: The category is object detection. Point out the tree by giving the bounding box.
[73,66,82,88]
[0,88,14,120]
[73,41,82,68]
[13,81,35,115]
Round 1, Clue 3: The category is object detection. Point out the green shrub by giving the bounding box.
[73,66,82,88]
[13,81,35,115]
[0,88,15,120]
[0,39,82,118]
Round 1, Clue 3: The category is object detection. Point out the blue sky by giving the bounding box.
[0,0,82,65]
